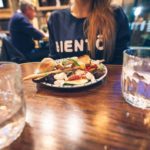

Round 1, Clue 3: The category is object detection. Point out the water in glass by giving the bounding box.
[122,49,150,109]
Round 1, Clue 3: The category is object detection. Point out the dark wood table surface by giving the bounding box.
[6,63,150,150]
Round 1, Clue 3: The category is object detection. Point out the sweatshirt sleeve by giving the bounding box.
[113,7,131,64]
[48,13,60,59]
[19,16,44,40]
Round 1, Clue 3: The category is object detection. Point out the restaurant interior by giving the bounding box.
[0,0,150,62]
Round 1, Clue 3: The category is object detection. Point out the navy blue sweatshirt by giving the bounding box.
[48,7,130,64]
[9,12,44,54]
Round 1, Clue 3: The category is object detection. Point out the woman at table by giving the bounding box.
[48,0,130,64]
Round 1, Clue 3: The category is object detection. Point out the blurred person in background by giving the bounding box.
[9,0,49,61]
[48,0,130,64]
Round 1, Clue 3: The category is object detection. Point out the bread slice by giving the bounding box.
[37,58,57,73]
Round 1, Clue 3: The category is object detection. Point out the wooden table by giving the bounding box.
[6,63,150,150]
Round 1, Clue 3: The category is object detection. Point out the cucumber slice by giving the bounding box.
[64,79,88,85]
[68,58,80,66]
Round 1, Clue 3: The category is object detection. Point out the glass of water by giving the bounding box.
[0,62,26,149]
[121,48,150,109]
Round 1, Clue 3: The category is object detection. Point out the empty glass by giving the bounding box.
[121,48,150,109]
[0,62,26,149]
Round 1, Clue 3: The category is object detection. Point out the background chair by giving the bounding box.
[0,36,27,63]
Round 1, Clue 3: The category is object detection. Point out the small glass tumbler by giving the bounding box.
[121,48,150,109]
[0,62,26,149]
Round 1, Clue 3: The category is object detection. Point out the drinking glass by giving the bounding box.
[121,48,150,109]
[0,62,26,149]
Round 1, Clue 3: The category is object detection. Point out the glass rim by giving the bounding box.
[0,61,21,68]
[0,62,21,73]
[123,48,150,58]
[0,61,19,65]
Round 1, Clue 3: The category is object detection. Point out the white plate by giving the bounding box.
[35,58,108,89]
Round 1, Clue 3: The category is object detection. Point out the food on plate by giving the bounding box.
[36,58,57,73]
[78,55,91,65]
[23,55,106,87]
[64,79,88,85]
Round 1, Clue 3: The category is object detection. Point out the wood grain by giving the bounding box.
[5,62,150,150]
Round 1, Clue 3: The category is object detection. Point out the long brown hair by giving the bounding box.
[87,0,116,61]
